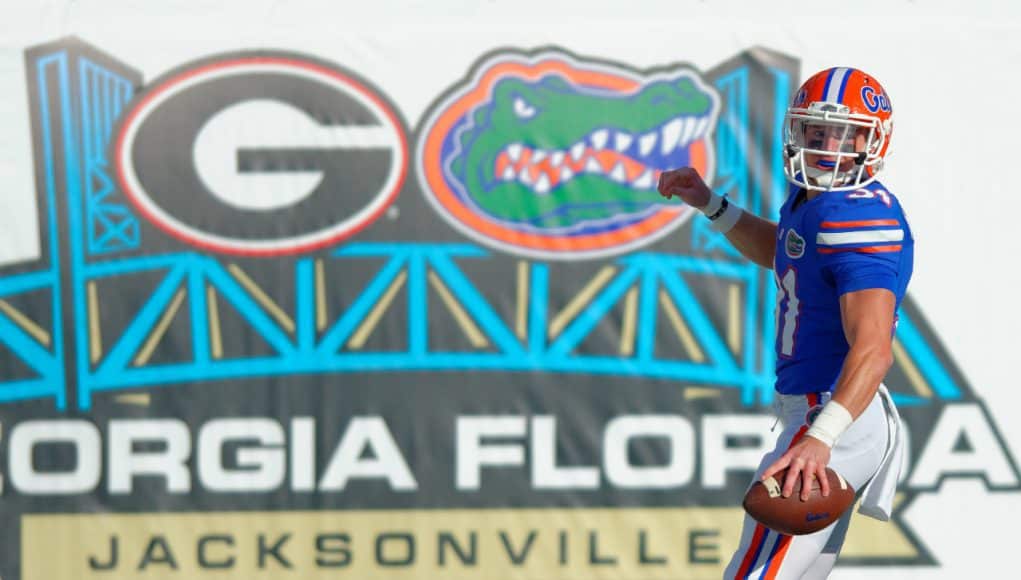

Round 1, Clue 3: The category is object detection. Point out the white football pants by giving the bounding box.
[723,388,894,579]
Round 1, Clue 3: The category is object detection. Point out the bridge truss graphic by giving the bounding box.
[0,38,961,412]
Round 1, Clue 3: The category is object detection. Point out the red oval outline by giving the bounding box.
[115,56,408,257]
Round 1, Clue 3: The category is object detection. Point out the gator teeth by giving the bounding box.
[639,131,657,157]
[560,166,574,181]
[584,157,603,174]
[632,169,654,189]
[502,166,515,181]
[590,129,609,150]
[519,167,534,186]
[615,132,633,152]
[680,117,697,145]
[693,116,710,140]
[534,173,551,194]
[508,143,523,162]
[570,141,586,161]
[609,162,627,183]
[551,151,565,166]
[532,149,548,163]
[661,118,684,155]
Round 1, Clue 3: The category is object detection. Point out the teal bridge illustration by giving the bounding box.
[0,38,962,411]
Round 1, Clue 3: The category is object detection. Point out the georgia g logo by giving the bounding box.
[416,49,721,260]
[115,52,409,256]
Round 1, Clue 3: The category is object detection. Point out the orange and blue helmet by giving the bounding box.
[783,67,893,191]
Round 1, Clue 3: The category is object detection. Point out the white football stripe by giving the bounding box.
[816,229,903,246]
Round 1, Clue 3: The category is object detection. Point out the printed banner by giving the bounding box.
[0,36,1015,579]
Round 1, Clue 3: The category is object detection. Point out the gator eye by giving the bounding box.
[513,97,537,119]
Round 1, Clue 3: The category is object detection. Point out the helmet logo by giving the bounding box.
[861,85,891,113]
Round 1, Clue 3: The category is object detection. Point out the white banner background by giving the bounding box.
[0,1,1018,576]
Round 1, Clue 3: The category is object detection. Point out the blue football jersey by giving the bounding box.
[772,180,914,395]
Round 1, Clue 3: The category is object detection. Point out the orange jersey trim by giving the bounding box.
[820,219,899,229]
[817,245,901,254]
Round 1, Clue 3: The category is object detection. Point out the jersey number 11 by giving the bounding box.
[776,267,799,357]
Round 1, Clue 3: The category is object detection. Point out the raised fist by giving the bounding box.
[657,167,712,209]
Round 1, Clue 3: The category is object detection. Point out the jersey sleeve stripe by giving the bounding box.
[816,229,903,246]
[818,245,902,254]
[820,219,900,229]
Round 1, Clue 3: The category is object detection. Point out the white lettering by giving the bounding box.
[909,404,1019,488]
[531,416,599,489]
[290,417,316,492]
[456,417,526,490]
[604,416,694,488]
[198,418,285,492]
[701,415,777,488]
[10,420,100,494]
[109,419,191,494]
[319,417,416,491]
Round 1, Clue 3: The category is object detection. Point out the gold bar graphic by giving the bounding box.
[0,298,51,347]
[206,285,223,360]
[315,258,327,332]
[227,264,295,334]
[133,288,186,367]
[113,393,151,407]
[659,290,706,363]
[21,506,914,580]
[86,282,102,363]
[619,287,638,356]
[892,338,933,398]
[727,284,741,353]
[549,266,617,339]
[428,271,489,348]
[348,270,407,350]
[515,261,529,340]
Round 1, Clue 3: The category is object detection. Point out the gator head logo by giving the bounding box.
[417,49,721,259]
[785,228,806,259]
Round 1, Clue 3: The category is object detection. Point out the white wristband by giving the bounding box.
[699,191,725,217]
[805,400,853,448]
[699,191,743,234]
[710,201,743,234]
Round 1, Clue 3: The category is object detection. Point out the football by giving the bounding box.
[742,467,856,535]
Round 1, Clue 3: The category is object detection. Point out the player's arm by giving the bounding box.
[829,288,896,417]
[657,167,776,269]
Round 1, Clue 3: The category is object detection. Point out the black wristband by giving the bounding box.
[707,197,729,221]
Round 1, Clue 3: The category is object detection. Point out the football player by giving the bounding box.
[658,67,911,579]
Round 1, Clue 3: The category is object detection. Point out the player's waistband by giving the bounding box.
[775,390,831,424]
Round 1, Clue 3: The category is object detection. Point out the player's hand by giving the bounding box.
[656,167,712,208]
[762,436,832,501]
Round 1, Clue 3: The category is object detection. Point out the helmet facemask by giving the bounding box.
[783,102,889,191]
